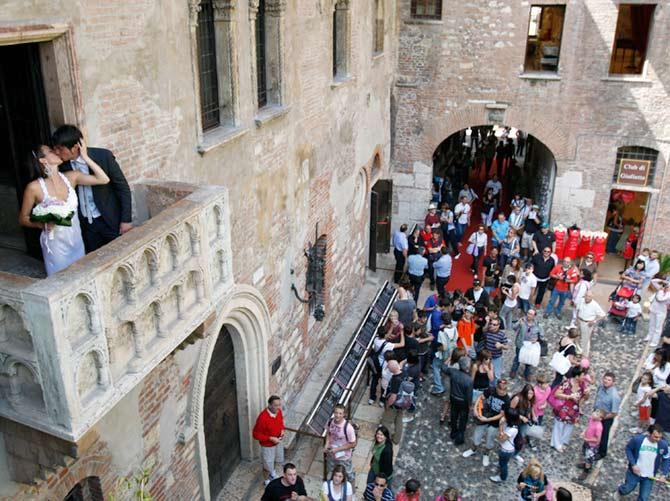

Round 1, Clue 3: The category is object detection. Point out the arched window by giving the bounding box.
[63,476,103,501]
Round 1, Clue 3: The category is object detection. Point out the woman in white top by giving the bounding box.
[490,409,520,483]
[322,464,353,501]
[500,274,520,333]
[19,141,110,276]
[646,278,670,347]
[468,224,488,274]
[571,269,593,324]
[454,196,471,241]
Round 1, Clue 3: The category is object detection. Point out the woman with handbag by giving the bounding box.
[510,384,537,461]
[467,225,488,274]
[550,328,581,388]
[550,368,589,453]
[500,229,521,269]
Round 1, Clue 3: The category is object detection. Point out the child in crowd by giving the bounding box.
[395,479,421,501]
[580,409,604,473]
[621,294,642,335]
[532,374,551,426]
[490,409,520,483]
[435,487,461,501]
[630,371,653,434]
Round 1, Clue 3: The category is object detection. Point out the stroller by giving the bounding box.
[608,282,637,324]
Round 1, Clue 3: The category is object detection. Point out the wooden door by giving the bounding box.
[373,180,393,253]
[203,327,240,498]
[369,190,378,271]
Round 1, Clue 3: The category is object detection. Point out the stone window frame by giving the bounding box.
[522,4,567,74]
[608,3,656,77]
[188,0,245,154]
[250,0,288,126]
[410,0,443,20]
[373,0,385,55]
[0,23,84,129]
[332,0,352,81]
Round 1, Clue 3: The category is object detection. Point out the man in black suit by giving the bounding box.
[52,125,132,253]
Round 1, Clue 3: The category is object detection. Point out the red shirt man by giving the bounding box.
[253,395,286,483]
[550,258,579,292]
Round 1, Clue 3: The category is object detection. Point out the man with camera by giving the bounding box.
[544,257,579,320]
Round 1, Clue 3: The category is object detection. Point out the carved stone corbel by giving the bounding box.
[213,0,236,21]
[188,0,202,27]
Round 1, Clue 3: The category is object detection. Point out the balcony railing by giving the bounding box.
[0,181,233,441]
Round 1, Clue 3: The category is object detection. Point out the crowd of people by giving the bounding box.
[256,148,670,499]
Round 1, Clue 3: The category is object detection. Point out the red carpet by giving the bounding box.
[444,157,510,294]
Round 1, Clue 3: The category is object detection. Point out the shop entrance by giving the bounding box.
[369,179,393,271]
[0,43,52,259]
[203,326,241,499]
[600,189,650,279]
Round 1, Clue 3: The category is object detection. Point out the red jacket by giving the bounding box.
[253,408,285,447]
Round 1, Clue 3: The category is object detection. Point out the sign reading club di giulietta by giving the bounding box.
[617,158,651,187]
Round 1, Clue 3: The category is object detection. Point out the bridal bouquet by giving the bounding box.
[30,199,75,240]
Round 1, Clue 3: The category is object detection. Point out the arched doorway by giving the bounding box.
[203,326,240,499]
[432,125,557,223]
[186,285,271,501]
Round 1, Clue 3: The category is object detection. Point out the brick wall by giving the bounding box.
[392,0,670,251]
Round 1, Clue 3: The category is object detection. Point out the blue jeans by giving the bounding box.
[492,356,504,383]
[457,222,468,241]
[498,450,514,481]
[618,468,654,501]
[545,289,570,316]
[519,298,531,313]
[622,317,638,334]
[432,357,445,393]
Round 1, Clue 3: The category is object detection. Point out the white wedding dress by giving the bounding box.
[37,173,85,276]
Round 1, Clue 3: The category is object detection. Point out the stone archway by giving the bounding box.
[185,285,271,501]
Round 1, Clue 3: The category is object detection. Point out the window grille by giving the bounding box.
[197,0,220,130]
[613,146,659,185]
[411,0,442,20]
[255,0,268,108]
[308,235,327,316]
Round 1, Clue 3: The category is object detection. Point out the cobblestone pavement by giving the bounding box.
[392,308,661,500]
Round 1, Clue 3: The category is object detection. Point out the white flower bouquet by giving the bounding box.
[30,199,75,240]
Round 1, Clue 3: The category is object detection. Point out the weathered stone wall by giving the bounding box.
[0,0,396,498]
[392,0,670,250]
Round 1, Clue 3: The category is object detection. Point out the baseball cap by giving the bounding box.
[428,203,437,209]
[532,204,539,209]
[465,305,476,313]
[473,279,481,286]
[541,222,549,229]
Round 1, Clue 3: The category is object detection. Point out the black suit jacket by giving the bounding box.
[61,147,132,229]
[465,287,490,308]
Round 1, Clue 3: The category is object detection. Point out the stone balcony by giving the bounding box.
[0,181,233,442]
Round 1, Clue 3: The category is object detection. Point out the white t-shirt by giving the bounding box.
[575,299,606,322]
[485,179,502,195]
[455,203,471,224]
[626,302,642,319]
[637,384,652,408]
[518,273,537,300]
[652,364,670,387]
[500,425,518,452]
[637,437,659,478]
[650,288,670,315]
[322,481,353,501]
[469,231,487,247]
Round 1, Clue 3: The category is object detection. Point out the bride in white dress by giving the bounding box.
[19,140,110,276]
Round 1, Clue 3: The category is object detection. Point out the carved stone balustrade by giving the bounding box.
[0,182,233,441]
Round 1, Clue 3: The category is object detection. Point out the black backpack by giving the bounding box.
[366,341,388,376]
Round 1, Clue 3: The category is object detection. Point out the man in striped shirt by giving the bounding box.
[483,319,510,383]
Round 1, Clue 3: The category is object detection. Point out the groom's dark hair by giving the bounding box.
[52,125,83,149]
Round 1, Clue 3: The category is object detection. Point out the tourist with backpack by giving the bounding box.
[324,404,357,488]
[368,327,405,405]
[384,361,415,444]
